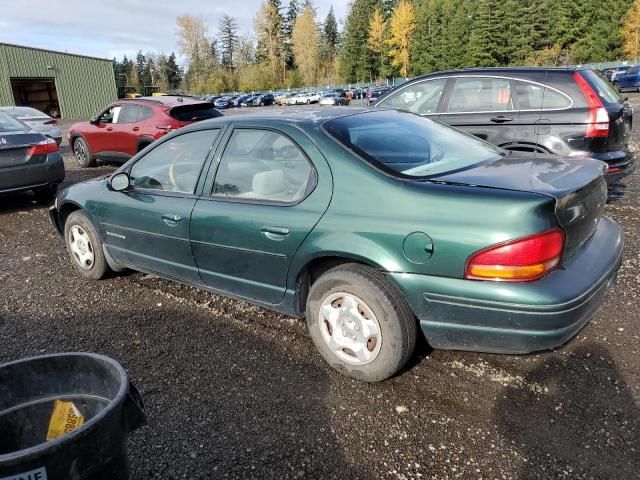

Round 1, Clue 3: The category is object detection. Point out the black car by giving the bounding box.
[233,95,252,107]
[0,111,64,201]
[251,93,275,107]
[375,67,635,183]
[368,87,391,104]
[213,96,235,109]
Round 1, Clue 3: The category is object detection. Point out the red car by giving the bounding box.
[68,96,223,167]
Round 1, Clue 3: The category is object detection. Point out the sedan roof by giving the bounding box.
[193,107,370,128]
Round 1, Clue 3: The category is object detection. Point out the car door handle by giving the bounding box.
[490,116,514,123]
[107,127,113,131]
[162,214,182,225]
[261,226,289,239]
[132,126,140,131]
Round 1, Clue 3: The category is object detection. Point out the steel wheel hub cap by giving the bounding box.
[318,292,382,365]
[68,225,94,270]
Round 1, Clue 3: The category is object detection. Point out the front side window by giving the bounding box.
[324,110,505,178]
[99,105,122,124]
[213,129,313,203]
[447,77,514,113]
[377,79,447,115]
[130,129,218,194]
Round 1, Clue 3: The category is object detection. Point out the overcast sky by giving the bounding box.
[2,0,348,61]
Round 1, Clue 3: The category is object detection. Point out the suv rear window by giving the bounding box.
[324,110,505,178]
[581,70,623,104]
[169,103,223,122]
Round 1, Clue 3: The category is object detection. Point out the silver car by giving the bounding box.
[0,106,62,144]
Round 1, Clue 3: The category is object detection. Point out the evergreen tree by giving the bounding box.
[219,15,239,69]
[283,0,299,68]
[323,6,339,56]
[465,0,505,67]
[339,0,384,82]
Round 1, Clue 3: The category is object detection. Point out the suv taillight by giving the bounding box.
[26,138,58,157]
[573,72,609,138]
[465,229,565,282]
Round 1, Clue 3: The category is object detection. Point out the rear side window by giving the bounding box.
[514,81,571,110]
[447,78,514,112]
[213,129,313,203]
[138,106,154,121]
[377,79,446,115]
[580,70,623,105]
[170,103,222,122]
[119,105,141,124]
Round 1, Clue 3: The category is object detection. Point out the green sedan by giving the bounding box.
[49,109,623,382]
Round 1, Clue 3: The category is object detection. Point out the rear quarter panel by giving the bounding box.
[287,127,558,289]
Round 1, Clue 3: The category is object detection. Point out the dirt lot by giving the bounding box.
[1,101,639,479]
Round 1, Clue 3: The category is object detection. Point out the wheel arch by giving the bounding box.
[292,254,386,317]
[136,136,155,152]
[58,201,84,231]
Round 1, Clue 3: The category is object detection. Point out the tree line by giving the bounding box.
[114,0,640,94]
[113,52,183,93]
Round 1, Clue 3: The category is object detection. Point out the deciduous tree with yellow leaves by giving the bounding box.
[386,0,416,78]
[368,8,387,76]
[292,6,320,86]
[622,0,640,60]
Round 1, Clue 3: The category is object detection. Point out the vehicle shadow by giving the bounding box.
[494,344,639,479]
[0,192,47,215]
[0,306,355,479]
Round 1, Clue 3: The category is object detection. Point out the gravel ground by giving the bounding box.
[1,101,639,479]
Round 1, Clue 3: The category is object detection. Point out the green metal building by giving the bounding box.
[0,43,116,119]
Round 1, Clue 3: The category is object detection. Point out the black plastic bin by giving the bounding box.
[0,353,146,480]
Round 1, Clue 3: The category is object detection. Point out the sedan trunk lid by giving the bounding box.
[434,155,608,259]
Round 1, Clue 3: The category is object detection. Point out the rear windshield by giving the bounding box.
[324,110,506,178]
[0,112,28,132]
[169,103,222,122]
[582,70,623,104]
[0,107,46,117]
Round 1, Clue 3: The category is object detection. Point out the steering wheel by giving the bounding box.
[168,161,199,193]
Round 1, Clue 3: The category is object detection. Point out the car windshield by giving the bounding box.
[0,111,28,132]
[323,110,506,178]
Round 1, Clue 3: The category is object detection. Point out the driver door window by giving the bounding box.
[99,105,122,124]
[130,129,218,194]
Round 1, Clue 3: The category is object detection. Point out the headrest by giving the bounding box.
[252,169,286,197]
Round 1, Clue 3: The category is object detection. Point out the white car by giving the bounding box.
[0,106,62,144]
[287,94,303,105]
[305,92,321,104]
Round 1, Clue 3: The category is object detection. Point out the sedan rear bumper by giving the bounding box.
[389,216,623,354]
[0,153,65,194]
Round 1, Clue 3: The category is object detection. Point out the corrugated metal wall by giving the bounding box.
[0,43,117,119]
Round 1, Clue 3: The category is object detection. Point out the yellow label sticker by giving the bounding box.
[46,400,85,441]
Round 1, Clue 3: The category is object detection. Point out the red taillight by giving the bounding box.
[573,72,609,138]
[465,229,565,282]
[26,138,59,156]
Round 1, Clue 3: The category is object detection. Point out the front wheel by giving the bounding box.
[73,137,95,168]
[306,264,417,382]
[64,211,110,280]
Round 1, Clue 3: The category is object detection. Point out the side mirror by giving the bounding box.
[89,117,99,125]
[109,172,131,192]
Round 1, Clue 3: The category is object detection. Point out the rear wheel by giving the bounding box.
[64,211,110,280]
[306,264,417,382]
[73,137,95,168]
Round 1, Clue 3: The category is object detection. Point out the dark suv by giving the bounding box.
[375,67,635,183]
[68,96,222,167]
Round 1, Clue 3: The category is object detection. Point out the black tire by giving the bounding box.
[73,137,95,168]
[306,264,417,382]
[306,99,311,104]
[64,211,110,280]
